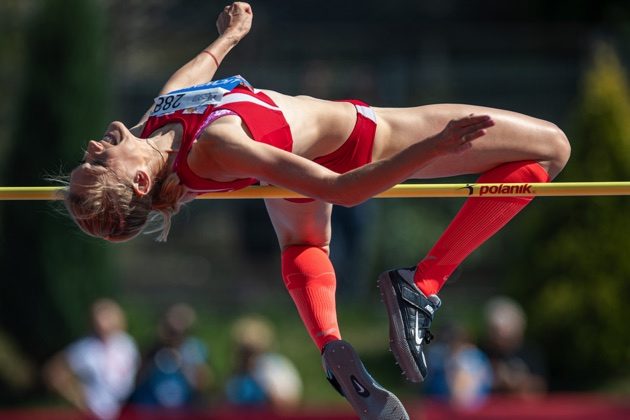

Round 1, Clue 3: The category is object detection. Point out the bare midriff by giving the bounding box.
[261,90,366,160]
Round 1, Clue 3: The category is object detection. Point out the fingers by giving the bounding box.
[435,114,494,156]
[225,2,252,14]
[449,128,486,154]
[449,115,493,135]
[449,114,494,128]
[218,2,252,37]
[462,129,487,143]
[460,119,492,141]
[450,115,493,151]
[235,2,252,13]
[467,118,495,133]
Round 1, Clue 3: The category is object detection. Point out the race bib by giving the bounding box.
[150,75,251,117]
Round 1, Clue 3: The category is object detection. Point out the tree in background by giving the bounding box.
[508,42,630,388]
[0,0,117,402]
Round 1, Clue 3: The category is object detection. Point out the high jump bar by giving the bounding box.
[1,182,630,201]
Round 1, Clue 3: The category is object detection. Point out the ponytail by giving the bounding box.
[65,165,189,243]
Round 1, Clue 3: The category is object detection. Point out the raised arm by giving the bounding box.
[160,2,253,94]
[195,115,494,206]
[131,2,253,131]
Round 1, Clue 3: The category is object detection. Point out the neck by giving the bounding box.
[149,127,181,173]
[153,128,179,153]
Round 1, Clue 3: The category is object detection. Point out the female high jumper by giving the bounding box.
[63,3,570,419]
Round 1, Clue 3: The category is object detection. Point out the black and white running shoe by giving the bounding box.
[377,267,441,383]
[322,339,409,420]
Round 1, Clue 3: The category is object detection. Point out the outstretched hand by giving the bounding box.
[216,2,253,41]
[432,114,495,155]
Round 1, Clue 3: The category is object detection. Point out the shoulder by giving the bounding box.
[65,336,102,367]
[187,115,252,180]
[195,114,252,158]
[202,113,247,138]
[111,332,138,349]
[67,336,99,352]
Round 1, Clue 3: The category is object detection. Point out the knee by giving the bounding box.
[279,235,331,256]
[552,124,571,167]
[281,243,330,257]
[281,244,335,288]
[545,123,571,178]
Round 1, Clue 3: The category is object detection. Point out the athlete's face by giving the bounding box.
[70,121,156,196]
[81,121,153,176]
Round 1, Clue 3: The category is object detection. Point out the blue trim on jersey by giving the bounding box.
[168,75,251,94]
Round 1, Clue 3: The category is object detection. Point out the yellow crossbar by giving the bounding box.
[1,182,629,201]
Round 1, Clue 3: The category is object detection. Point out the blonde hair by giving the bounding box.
[64,164,187,242]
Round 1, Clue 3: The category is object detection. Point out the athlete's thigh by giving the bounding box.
[375,104,565,178]
[264,198,333,250]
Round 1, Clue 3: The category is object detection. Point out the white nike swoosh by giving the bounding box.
[351,377,367,394]
[415,313,423,346]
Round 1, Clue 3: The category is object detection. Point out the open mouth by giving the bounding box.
[102,131,119,145]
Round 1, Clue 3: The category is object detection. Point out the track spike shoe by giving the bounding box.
[377,267,441,383]
[322,339,409,420]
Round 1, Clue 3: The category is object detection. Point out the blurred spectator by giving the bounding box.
[424,323,493,409]
[225,315,302,411]
[43,299,139,420]
[128,303,213,409]
[480,296,547,397]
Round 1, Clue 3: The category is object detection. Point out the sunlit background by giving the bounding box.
[1,0,629,419]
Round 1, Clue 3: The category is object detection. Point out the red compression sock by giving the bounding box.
[414,161,550,296]
[282,245,341,351]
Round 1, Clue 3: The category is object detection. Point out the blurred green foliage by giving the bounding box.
[508,43,630,389]
[0,0,116,401]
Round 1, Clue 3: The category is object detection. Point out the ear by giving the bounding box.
[132,170,152,197]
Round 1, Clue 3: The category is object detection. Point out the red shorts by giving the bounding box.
[314,99,376,174]
[287,100,377,203]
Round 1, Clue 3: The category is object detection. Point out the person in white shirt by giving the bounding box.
[44,299,140,420]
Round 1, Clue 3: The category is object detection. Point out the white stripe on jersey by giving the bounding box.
[218,93,282,112]
[355,105,376,123]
